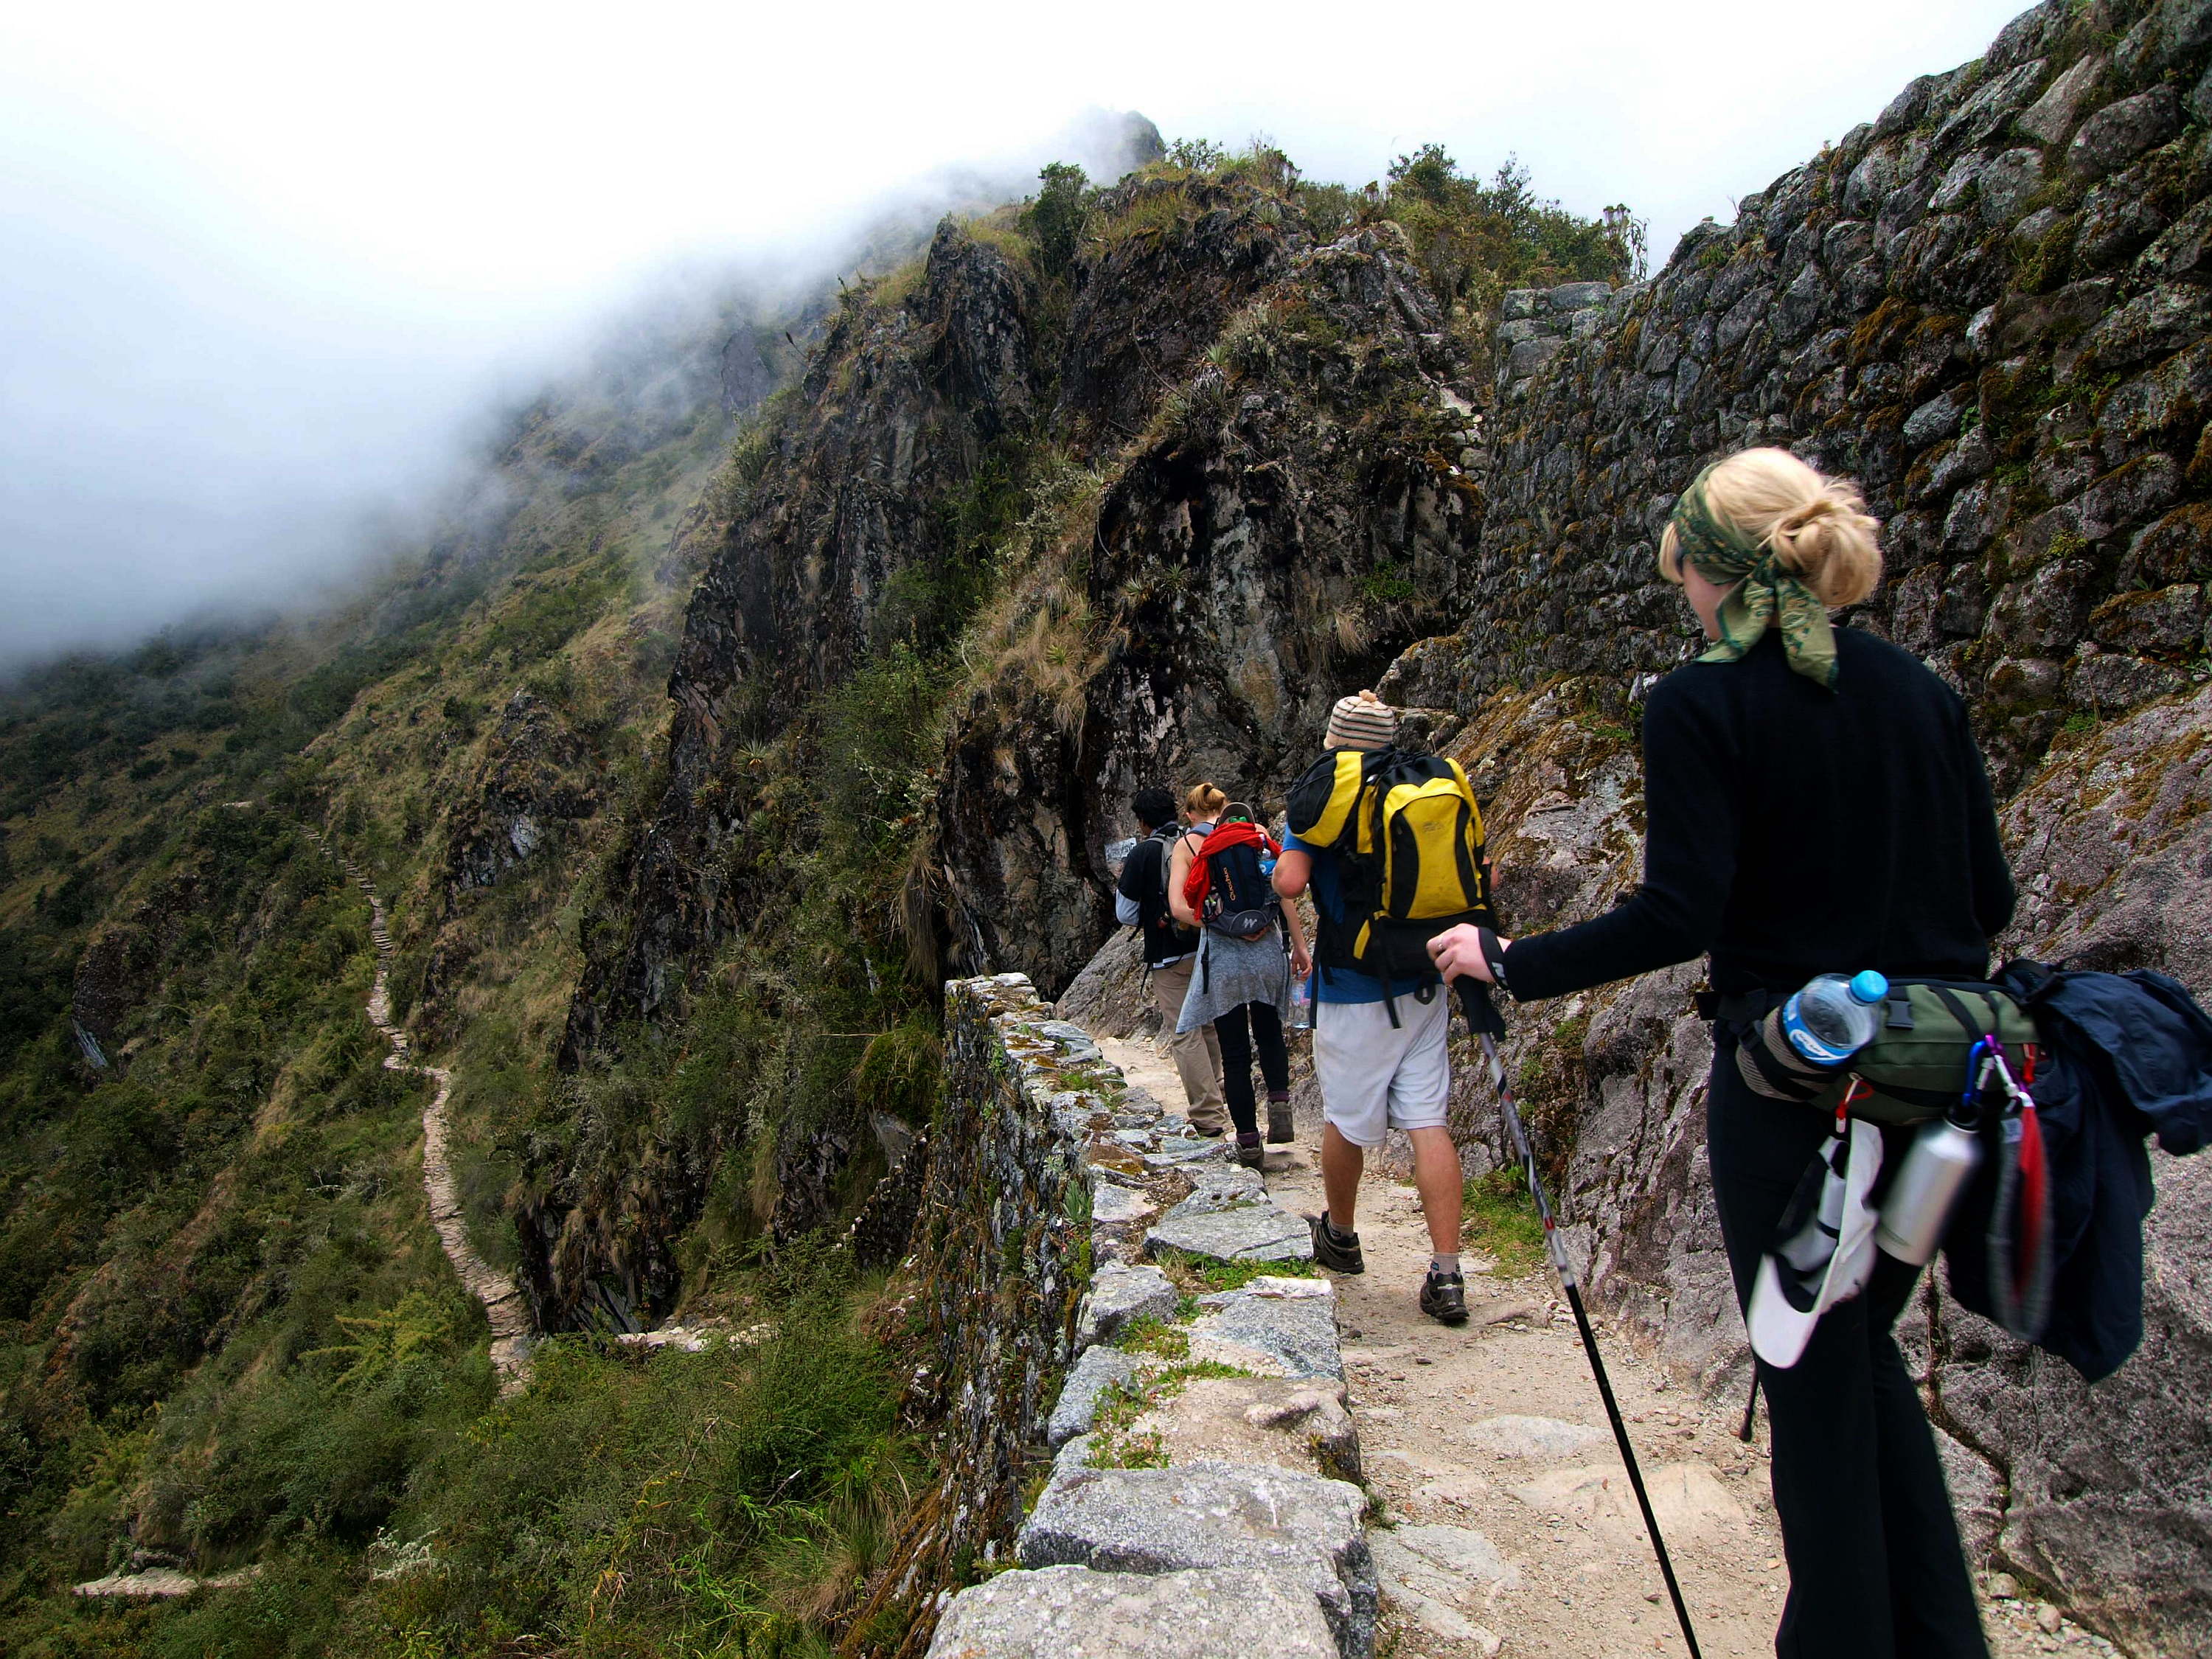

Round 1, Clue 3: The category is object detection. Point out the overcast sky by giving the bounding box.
[0,0,2031,669]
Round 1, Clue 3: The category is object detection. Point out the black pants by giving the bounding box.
[1708,1037,1988,1659]
[1212,1001,1288,1136]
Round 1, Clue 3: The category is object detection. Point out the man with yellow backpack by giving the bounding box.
[1273,691,1495,1324]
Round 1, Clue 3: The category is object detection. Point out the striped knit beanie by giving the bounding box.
[1325,692,1399,751]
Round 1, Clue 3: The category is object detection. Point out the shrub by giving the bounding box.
[1021,162,1091,279]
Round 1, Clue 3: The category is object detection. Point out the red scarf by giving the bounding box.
[1182,821,1279,913]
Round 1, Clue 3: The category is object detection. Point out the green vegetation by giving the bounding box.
[1152,1250,1320,1295]
[1461,1167,1548,1275]
[0,129,1638,1653]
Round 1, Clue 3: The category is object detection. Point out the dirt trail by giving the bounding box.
[316,837,533,1386]
[1094,1029,2112,1659]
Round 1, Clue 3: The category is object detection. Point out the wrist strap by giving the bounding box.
[1477,925,1512,995]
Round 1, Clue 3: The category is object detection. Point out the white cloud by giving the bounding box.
[0,0,2034,661]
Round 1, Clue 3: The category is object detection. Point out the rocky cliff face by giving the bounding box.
[1434,0,2211,791]
[1368,4,2212,1649]
[572,186,1491,1040]
[937,223,1486,992]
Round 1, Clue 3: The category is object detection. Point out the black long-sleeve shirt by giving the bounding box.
[1503,627,2015,1003]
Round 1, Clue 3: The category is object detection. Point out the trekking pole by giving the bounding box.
[1457,978,1705,1659]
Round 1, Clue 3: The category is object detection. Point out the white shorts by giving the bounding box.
[1312,987,1452,1147]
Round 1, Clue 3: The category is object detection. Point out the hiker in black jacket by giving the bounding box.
[1114,786,1228,1135]
[1433,448,2011,1659]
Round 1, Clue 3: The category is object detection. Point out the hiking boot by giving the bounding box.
[1187,1104,1230,1138]
[1265,1091,1295,1144]
[1307,1211,1365,1275]
[1420,1269,1470,1326]
[1235,1131,1266,1169]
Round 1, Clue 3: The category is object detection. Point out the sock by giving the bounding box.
[1323,1212,1357,1244]
[1430,1251,1461,1278]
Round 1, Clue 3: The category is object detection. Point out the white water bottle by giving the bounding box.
[1877,1119,1982,1265]
[1289,970,1315,1031]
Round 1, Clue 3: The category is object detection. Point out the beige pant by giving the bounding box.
[1150,956,1226,1130]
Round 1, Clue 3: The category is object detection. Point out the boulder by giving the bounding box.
[926,1563,1338,1658]
[1018,1461,1377,1659]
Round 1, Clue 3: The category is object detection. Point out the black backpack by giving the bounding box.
[1122,828,1200,967]
[1199,836,1279,942]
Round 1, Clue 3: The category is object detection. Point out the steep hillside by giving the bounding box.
[0,122,1632,1655]
[0,252,818,1652]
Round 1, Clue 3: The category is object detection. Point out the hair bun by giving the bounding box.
[1684,447,1884,608]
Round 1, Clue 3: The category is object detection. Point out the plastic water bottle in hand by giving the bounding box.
[1289,970,1315,1031]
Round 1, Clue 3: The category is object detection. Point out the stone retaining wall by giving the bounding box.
[1430,0,2212,794]
[849,974,1377,1659]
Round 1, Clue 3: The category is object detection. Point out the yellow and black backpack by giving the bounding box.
[1284,746,1495,1023]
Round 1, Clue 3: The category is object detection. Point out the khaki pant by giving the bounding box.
[1150,956,1227,1131]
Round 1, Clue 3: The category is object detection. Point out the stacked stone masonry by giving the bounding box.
[1450,0,2212,795]
[852,975,1397,1659]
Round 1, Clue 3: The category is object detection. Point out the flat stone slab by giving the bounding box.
[1464,1413,1609,1459]
[1186,1279,1342,1379]
[927,1563,1338,1658]
[1032,1020,1105,1065]
[1048,1345,1141,1447]
[1018,1461,1375,1659]
[1377,1523,1517,1589]
[1075,1262,1179,1349]
[1143,1138,1226,1166]
[1513,1460,1747,1540]
[1088,1183,1160,1226]
[1131,1377,1360,1484]
[1175,1164,1268,1212]
[1147,1200,1313,1265]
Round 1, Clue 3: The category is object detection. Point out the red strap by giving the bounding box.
[2015,1105,2048,1297]
[1180,821,1278,912]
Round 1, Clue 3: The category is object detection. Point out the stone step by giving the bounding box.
[1018,1461,1374,1659]
[1145,1196,1312,1265]
[928,1564,1338,1658]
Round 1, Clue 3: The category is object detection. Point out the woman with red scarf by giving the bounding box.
[1171,794,1312,1169]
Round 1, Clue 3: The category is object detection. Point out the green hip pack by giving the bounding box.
[1733,980,2039,1126]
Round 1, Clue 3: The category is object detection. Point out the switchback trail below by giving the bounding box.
[1093,1029,2115,1659]
[317,836,534,1387]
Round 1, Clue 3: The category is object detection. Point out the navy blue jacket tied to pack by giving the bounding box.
[1941,962,2212,1382]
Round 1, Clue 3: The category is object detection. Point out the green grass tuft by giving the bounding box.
[1463,1167,1547,1274]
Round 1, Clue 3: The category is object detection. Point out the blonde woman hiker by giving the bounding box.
[1432,448,2009,1659]
[1113,785,1228,1135]
[1172,788,1312,1169]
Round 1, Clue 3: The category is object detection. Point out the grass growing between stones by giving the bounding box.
[1153,1251,1321,1295]
[1083,1361,1257,1471]
[1462,1168,1547,1275]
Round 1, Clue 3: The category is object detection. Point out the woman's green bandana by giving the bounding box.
[1672,465,1838,689]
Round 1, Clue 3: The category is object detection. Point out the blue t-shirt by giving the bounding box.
[1281,829,1438,1004]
